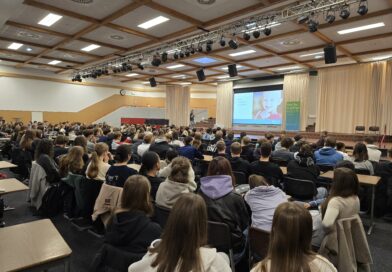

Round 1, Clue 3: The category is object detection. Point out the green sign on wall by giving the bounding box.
[286,101,300,131]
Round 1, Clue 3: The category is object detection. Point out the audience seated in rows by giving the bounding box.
[314,137,343,166]
[213,141,229,159]
[53,135,68,159]
[365,137,381,162]
[149,133,172,160]
[336,142,350,160]
[179,136,204,161]
[241,136,254,162]
[351,142,374,175]
[229,142,251,178]
[287,144,320,183]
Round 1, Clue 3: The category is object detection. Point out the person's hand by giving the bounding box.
[304,203,311,209]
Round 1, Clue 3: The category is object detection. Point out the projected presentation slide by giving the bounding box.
[233,89,283,125]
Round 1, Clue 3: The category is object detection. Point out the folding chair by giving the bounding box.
[207,221,235,271]
[249,227,270,268]
[233,171,247,185]
[284,177,316,201]
[153,204,171,229]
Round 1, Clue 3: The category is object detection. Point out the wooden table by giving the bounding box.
[0,161,17,169]
[0,178,29,195]
[203,155,213,162]
[320,171,381,235]
[0,219,72,272]
[128,164,141,171]
[280,166,287,175]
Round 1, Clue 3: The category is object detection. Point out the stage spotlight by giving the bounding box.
[340,5,350,19]
[219,37,226,47]
[149,77,157,87]
[151,56,161,67]
[197,44,203,52]
[92,73,97,79]
[206,40,214,45]
[228,39,238,49]
[137,63,144,70]
[325,10,335,24]
[161,52,168,62]
[358,0,368,16]
[173,52,179,60]
[103,69,109,75]
[196,69,206,81]
[263,27,271,36]
[243,32,251,41]
[297,15,309,24]
[185,49,190,57]
[179,51,185,58]
[96,69,102,76]
[308,19,318,33]
[190,47,196,54]
[206,43,212,52]
[253,30,260,39]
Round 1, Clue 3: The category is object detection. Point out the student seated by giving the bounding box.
[210,130,223,145]
[111,132,123,151]
[86,143,111,182]
[314,137,343,166]
[287,144,320,183]
[149,134,172,160]
[250,142,283,185]
[73,135,90,164]
[198,157,249,263]
[351,143,374,175]
[364,137,381,162]
[105,175,161,255]
[245,175,287,232]
[316,130,329,149]
[229,142,250,178]
[241,136,254,162]
[139,151,164,200]
[289,134,304,153]
[53,135,68,159]
[270,137,294,163]
[178,136,204,161]
[213,141,229,158]
[137,133,153,157]
[129,193,231,272]
[375,149,392,221]
[35,139,60,184]
[155,157,194,209]
[336,142,350,160]
[251,202,336,272]
[106,145,138,187]
[59,146,85,177]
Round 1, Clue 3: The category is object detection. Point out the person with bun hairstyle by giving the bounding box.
[106,144,138,187]
[155,157,194,209]
[139,151,164,200]
[128,194,231,272]
[85,142,111,181]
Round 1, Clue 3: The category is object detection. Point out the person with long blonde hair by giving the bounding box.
[59,146,85,177]
[85,142,110,181]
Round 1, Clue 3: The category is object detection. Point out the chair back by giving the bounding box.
[270,158,288,167]
[355,168,371,175]
[233,171,247,185]
[369,126,380,133]
[207,221,235,271]
[154,204,171,229]
[355,126,365,132]
[317,164,334,172]
[249,227,270,266]
[284,176,316,200]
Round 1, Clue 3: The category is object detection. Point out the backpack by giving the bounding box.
[39,183,64,217]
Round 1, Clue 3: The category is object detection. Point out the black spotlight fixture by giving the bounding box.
[161,52,168,62]
[196,68,206,81]
[297,15,309,24]
[206,43,212,52]
[228,64,238,77]
[149,77,157,87]
[179,51,185,58]
[325,9,336,24]
[358,0,368,16]
[253,30,260,39]
[219,36,226,47]
[228,39,238,49]
[137,63,144,70]
[151,56,161,67]
[190,47,196,54]
[308,19,319,33]
[340,4,351,19]
[185,49,190,57]
[173,52,179,60]
[243,32,251,41]
[197,44,203,52]
[263,27,271,36]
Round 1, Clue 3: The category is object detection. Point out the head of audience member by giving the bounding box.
[121,175,153,216]
[280,137,294,150]
[140,151,160,177]
[324,136,336,148]
[169,157,190,184]
[166,149,178,163]
[321,130,328,138]
[240,131,247,140]
[214,130,223,141]
[87,142,109,179]
[353,142,369,162]
[294,134,303,143]
[143,133,153,144]
[59,146,84,177]
[19,129,35,151]
[216,141,226,154]
[259,202,314,272]
[35,139,54,160]
[113,132,122,141]
[364,136,376,145]
[230,142,242,157]
[206,128,212,135]
[321,167,359,216]
[74,135,88,153]
[184,136,193,146]
[260,142,272,161]
[83,129,95,142]
[249,174,270,189]
[171,131,180,141]
[296,144,315,166]
[207,156,235,186]
[336,142,346,152]
[194,132,202,141]
[55,135,68,147]
[150,194,207,272]
[192,139,201,150]
[241,136,251,147]
[265,133,275,144]
[227,131,234,141]
[114,144,131,164]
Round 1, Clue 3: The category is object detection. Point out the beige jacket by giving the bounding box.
[92,183,122,227]
[319,215,372,272]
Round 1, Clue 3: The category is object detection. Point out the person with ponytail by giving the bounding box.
[86,142,111,181]
[139,151,163,200]
[129,194,231,272]
[251,202,336,272]
[106,144,138,187]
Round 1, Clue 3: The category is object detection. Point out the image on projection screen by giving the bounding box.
[233,90,283,125]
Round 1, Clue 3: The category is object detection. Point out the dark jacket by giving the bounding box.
[287,160,320,183]
[149,140,172,160]
[199,175,249,254]
[36,154,60,184]
[271,148,294,162]
[375,161,392,215]
[230,156,251,178]
[179,145,204,161]
[54,146,68,159]
[250,161,283,185]
[105,211,161,253]
[106,165,138,187]
[241,144,254,162]
[142,175,164,201]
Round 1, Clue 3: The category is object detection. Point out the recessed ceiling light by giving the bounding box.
[167,64,185,69]
[193,57,217,64]
[299,51,324,57]
[372,55,392,61]
[8,43,23,50]
[178,82,192,85]
[126,73,139,77]
[26,47,33,52]
[277,66,301,71]
[110,34,124,40]
[38,13,63,27]
[81,44,100,52]
[48,60,61,65]
[229,50,256,57]
[338,22,385,35]
[281,39,301,46]
[137,16,169,29]
[222,65,243,70]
